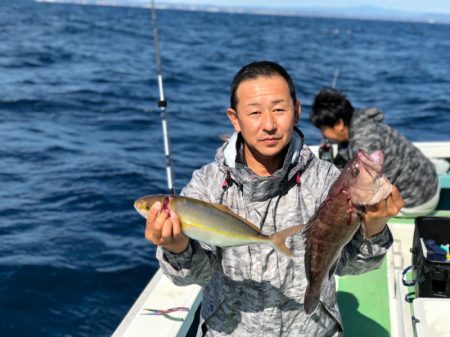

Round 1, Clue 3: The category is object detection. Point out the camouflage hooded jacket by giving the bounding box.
[347,108,438,207]
[156,128,393,337]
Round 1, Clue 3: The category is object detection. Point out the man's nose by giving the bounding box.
[262,112,276,131]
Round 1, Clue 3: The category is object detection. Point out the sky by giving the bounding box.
[135,0,450,15]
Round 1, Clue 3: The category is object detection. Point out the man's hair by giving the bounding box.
[310,87,354,128]
[230,61,297,110]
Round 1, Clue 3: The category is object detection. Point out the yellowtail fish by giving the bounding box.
[303,149,392,315]
[134,195,302,258]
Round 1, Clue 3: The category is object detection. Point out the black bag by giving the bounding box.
[410,216,450,298]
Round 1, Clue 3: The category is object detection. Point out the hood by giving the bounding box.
[214,127,314,201]
[350,107,384,130]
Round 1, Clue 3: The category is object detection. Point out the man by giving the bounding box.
[310,87,439,217]
[145,61,403,336]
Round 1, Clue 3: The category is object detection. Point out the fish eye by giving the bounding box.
[351,167,360,177]
[145,203,150,211]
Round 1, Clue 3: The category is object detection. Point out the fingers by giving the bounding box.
[360,185,405,236]
[385,196,399,217]
[170,210,182,239]
[366,185,403,216]
[382,185,404,217]
[145,202,160,242]
[390,185,405,210]
[145,202,183,247]
[152,205,170,242]
[147,201,162,229]
[160,216,173,243]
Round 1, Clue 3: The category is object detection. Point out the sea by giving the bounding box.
[1,1,449,336]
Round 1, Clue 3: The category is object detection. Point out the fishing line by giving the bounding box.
[151,0,175,195]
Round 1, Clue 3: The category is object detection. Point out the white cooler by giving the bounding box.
[413,298,450,337]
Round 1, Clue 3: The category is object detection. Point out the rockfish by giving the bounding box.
[135,195,302,258]
[304,149,392,315]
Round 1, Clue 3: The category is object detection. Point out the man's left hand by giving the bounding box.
[362,185,404,237]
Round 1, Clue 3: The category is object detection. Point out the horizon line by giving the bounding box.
[35,0,450,25]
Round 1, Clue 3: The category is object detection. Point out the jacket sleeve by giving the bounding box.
[336,225,393,276]
[349,120,384,156]
[156,164,222,287]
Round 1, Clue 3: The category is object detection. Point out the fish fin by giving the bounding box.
[270,224,303,258]
[301,209,323,258]
[302,219,314,243]
[301,201,327,242]
[304,284,321,315]
[210,203,262,232]
[305,245,311,282]
[211,203,234,213]
[328,259,338,280]
[302,215,320,282]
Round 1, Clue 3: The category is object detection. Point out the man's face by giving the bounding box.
[227,75,300,160]
[320,119,348,143]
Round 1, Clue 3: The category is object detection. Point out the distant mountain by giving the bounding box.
[289,5,450,23]
[35,0,450,24]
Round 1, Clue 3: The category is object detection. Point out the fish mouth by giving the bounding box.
[134,196,158,218]
[134,195,168,218]
[351,150,392,205]
[134,199,148,218]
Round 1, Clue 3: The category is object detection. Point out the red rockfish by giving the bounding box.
[304,149,392,315]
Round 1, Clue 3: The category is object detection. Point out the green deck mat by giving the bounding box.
[337,258,390,337]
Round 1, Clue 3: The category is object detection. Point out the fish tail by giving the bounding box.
[304,284,320,315]
[269,224,302,258]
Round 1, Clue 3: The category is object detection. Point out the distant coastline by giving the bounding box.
[35,0,450,24]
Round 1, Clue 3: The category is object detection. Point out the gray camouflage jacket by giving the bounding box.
[347,108,438,207]
[157,128,393,337]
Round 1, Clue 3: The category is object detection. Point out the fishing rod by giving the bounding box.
[151,0,175,195]
[331,69,339,89]
[319,68,340,163]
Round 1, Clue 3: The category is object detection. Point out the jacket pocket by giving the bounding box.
[198,273,226,334]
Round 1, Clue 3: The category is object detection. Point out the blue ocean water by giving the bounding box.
[0,1,449,336]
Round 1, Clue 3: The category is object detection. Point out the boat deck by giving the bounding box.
[112,141,450,337]
[337,210,450,337]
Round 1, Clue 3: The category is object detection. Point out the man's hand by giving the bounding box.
[145,202,189,254]
[362,185,404,237]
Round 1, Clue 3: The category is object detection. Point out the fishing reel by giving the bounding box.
[318,139,334,163]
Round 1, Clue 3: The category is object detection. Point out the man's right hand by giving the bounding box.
[145,202,189,254]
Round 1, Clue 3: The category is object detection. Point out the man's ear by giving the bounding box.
[335,118,350,141]
[336,118,345,131]
[227,108,240,133]
[294,99,301,124]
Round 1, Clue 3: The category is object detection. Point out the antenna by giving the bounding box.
[151,0,175,195]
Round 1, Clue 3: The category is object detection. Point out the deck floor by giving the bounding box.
[337,259,390,337]
[337,211,450,337]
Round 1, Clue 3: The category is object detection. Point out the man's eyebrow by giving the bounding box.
[272,99,286,105]
[246,102,261,107]
[246,99,287,107]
